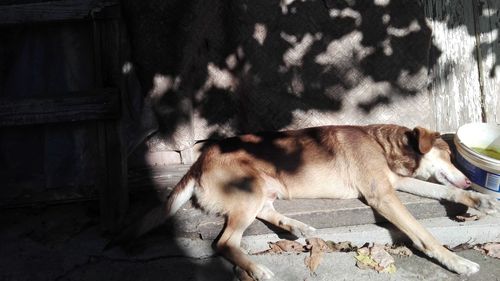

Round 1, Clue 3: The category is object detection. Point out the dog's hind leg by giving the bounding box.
[208,174,274,280]
[216,206,275,280]
[363,180,479,276]
[257,201,316,238]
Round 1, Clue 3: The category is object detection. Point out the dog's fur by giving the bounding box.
[113,124,499,279]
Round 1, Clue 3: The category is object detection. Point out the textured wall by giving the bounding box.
[122,0,435,152]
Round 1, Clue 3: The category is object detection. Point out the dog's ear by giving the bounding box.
[413,126,441,154]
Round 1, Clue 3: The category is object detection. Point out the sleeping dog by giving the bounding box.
[113,124,499,279]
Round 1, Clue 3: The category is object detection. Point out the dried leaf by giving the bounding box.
[325,240,338,252]
[304,238,326,273]
[357,246,370,256]
[253,242,282,255]
[355,252,378,270]
[254,240,306,255]
[275,240,306,252]
[384,245,413,257]
[326,240,357,252]
[355,245,396,273]
[383,263,397,274]
[473,244,485,254]
[484,243,500,258]
[305,238,329,251]
[476,243,500,259]
[371,245,395,268]
[448,242,473,252]
[454,213,479,222]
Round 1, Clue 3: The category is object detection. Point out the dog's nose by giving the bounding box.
[465,178,471,187]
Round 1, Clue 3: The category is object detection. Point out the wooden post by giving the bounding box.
[474,0,500,124]
[423,0,484,133]
[92,6,128,232]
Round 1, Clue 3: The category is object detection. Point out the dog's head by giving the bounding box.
[412,127,471,189]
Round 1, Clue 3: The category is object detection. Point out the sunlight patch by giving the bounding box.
[374,0,390,6]
[329,8,361,26]
[206,63,238,91]
[280,0,296,14]
[253,23,267,46]
[282,33,322,68]
[388,20,421,37]
[122,61,133,74]
[151,74,179,99]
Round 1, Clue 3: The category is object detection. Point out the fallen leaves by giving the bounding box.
[304,238,332,273]
[251,237,500,278]
[326,240,357,252]
[445,241,500,259]
[384,245,413,257]
[254,238,359,274]
[446,242,473,252]
[474,243,500,259]
[355,244,397,273]
[254,239,357,255]
[253,238,415,275]
[254,240,306,254]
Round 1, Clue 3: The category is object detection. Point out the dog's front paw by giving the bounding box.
[448,254,480,276]
[468,191,500,215]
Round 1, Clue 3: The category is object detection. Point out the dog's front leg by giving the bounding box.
[395,177,500,215]
[364,187,479,275]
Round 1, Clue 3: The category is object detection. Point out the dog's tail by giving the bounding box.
[104,169,196,250]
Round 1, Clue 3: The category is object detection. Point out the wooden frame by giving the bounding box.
[0,0,127,232]
[0,0,114,25]
[0,89,119,126]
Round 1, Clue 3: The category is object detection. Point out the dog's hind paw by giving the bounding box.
[290,224,317,238]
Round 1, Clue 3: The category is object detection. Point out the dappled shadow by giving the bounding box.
[121,0,436,149]
[117,2,438,275]
[113,1,500,279]
[214,131,305,173]
[424,0,499,79]
[200,125,340,175]
[473,0,499,78]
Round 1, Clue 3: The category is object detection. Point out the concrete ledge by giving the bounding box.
[129,165,467,240]
[173,191,467,239]
[129,214,500,259]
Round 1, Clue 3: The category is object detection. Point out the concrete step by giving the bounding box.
[173,191,467,239]
[128,165,468,239]
[118,212,500,260]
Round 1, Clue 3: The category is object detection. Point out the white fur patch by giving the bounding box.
[168,179,195,217]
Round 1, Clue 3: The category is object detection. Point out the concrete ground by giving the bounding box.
[1,201,499,281]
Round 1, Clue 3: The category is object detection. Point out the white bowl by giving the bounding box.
[454,123,500,199]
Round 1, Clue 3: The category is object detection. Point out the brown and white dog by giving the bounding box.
[114,124,499,279]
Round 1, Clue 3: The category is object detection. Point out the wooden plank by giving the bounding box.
[475,0,500,124]
[92,13,128,232]
[0,88,119,126]
[423,0,484,132]
[98,120,128,232]
[0,123,101,207]
[0,0,118,25]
